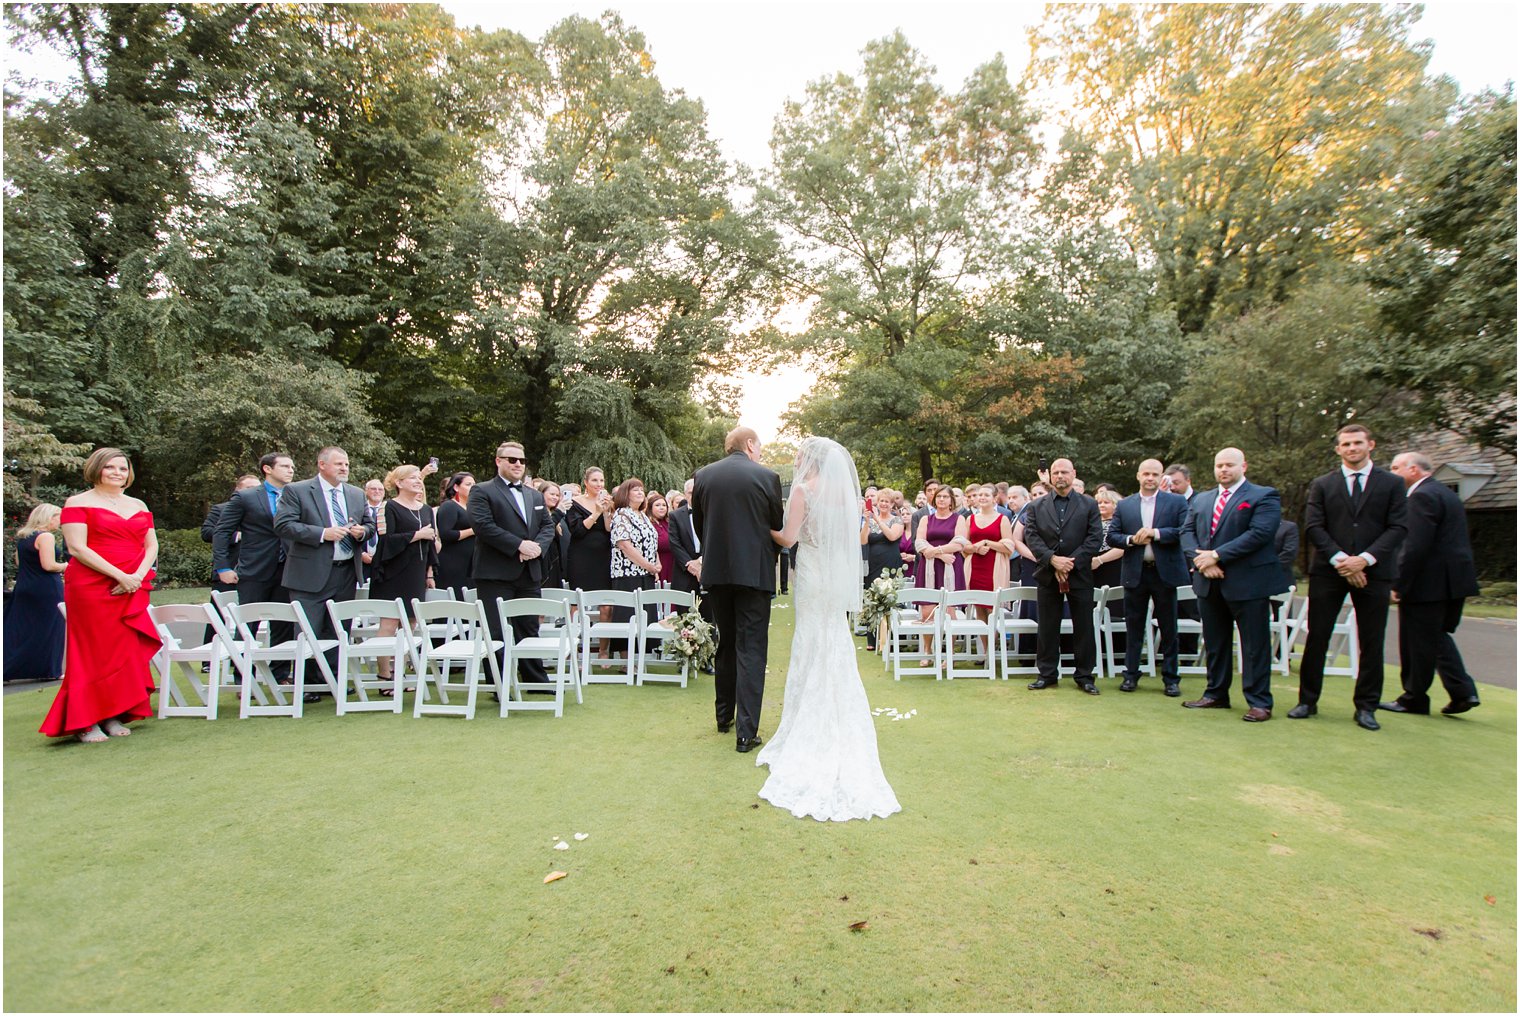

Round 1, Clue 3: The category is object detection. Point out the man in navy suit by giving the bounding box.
[1180,447,1288,721]
[215,452,297,680]
[1291,424,1407,730]
[1107,458,1190,696]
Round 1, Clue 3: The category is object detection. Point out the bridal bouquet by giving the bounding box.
[660,602,716,672]
[859,568,908,636]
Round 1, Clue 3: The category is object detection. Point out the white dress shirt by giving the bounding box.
[1331,462,1377,567]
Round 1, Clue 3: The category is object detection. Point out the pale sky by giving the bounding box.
[446,0,1518,439]
[7,3,1515,441]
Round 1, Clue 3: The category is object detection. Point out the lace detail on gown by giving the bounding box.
[755,534,901,822]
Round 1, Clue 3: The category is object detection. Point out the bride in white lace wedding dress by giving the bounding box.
[756,436,900,822]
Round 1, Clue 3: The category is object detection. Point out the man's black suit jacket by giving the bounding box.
[469,475,556,584]
[213,486,284,582]
[1022,491,1104,589]
[1304,466,1407,581]
[1396,479,1481,603]
[691,452,783,591]
[667,505,702,595]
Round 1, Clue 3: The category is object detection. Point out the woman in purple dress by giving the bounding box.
[912,485,968,666]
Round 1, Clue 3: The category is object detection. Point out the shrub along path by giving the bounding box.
[5,594,1514,1011]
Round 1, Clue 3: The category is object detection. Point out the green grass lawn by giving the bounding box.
[6,594,1515,1011]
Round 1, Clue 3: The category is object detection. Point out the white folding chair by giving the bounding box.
[579,589,638,684]
[1268,585,1297,675]
[149,603,235,719]
[1288,591,1360,677]
[327,597,419,714]
[1164,586,1210,676]
[995,586,1040,679]
[226,600,338,718]
[890,588,944,680]
[635,588,697,686]
[940,589,998,679]
[410,598,503,719]
[1097,586,1154,681]
[496,597,581,717]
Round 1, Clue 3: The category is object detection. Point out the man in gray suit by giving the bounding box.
[274,446,374,693]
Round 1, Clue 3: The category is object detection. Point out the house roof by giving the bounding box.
[1415,428,1516,512]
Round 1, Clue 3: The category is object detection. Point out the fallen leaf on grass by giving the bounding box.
[750,803,760,809]
[1485,895,1497,905]
[543,871,568,884]
[574,832,589,841]
[664,966,676,975]
[848,921,869,932]
[969,859,978,865]
[1413,927,1443,940]
[1271,832,1278,838]
[839,895,849,901]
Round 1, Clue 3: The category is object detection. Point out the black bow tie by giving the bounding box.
[506,482,522,490]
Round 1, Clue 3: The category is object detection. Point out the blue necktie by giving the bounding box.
[330,487,353,557]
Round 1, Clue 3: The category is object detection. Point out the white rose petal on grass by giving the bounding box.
[574,833,589,841]
[553,840,570,851]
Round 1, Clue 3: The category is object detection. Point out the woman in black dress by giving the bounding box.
[536,479,571,590]
[370,464,438,686]
[566,465,617,657]
[435,472,475,596]
[4,503,67,683]
[859,488,906,651]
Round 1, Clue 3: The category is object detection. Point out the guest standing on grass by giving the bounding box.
[609,478,661,623]
[275,446,375,695]
[470,441,555,683]
[4,504,67,684]
[1291,424,1407,731]
[1107,459,1189,696]
[1180,447,1286,722]
[40,449,161,744]
[369,464,439,685]
[435,472,476,596]
[536,479,571,591]
[1023,458,1104,696]
[1381,452,1483,717]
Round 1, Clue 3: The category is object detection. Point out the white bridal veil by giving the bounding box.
[791,436,863,615]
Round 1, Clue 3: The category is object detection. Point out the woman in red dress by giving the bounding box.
[963,484,1015,656]
[40,448,161,744]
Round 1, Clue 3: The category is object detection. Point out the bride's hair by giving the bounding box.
[792,436,863,613]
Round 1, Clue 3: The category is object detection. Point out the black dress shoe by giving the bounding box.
[1076,682,1100,696]
[1286,703,1317,719]
[1027,677,1059,690]
[1119,676,1138,693]
[1354,709,1381,731]
[1442,696,1480,715]
[1378,700,1427,714]
[1162,680,1181,697]
[303,693,322,703]
[717,720,733,734]
[701,665,715,675]
[736,735,763,753]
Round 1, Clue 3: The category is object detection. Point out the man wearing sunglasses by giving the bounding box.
[470,440,557,683]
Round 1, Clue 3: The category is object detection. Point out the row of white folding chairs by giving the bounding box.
[882,584,1312,683]
[147,592,581,721]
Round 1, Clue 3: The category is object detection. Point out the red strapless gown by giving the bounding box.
[39,506,160,737]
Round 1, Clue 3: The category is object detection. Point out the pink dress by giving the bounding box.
[39,507,160,736]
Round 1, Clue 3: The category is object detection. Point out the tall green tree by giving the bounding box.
[1366,87,1517,451]
[761,32,1062,482]
[1033,3,1451,334]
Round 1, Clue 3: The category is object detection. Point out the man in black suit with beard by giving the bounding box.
[1023,457,1105,695]
[470,440,557,684]
[691,426,784,752]
[1381,452,1482,717]
[1291,424,1407,730]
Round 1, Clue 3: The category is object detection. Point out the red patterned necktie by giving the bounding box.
[1210,487,1231,537]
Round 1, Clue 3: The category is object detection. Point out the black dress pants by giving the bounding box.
[477,576,548,683]
[1397,599,1479,711]
[1035,582,1096,681]
[1296,572,1391,712]
[707,584,770,740]
[1123,567,1178,680]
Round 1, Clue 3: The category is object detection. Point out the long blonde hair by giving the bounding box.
[17,503,61,539]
